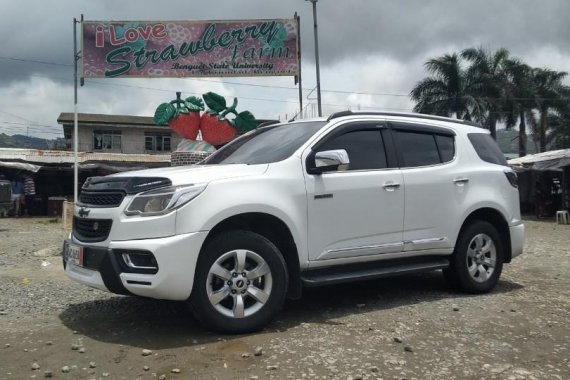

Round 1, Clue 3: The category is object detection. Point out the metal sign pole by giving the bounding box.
[73,15,83,204]
[295,13,303,117]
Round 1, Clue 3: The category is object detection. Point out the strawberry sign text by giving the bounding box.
[82,19,298,78]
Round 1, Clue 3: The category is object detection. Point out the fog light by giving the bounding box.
[118,250,158,274]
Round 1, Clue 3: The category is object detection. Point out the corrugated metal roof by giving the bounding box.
[508,149,570,171]
[508,149,570,165]
[0,148,170,164]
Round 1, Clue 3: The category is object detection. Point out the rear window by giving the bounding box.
[468,133,508,166]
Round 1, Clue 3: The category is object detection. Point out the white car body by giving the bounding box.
[64,112,524,330]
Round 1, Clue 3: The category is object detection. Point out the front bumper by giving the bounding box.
[64,231,208,301]
[509,222,525,260]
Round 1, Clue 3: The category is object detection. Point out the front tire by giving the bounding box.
[189,230,288,334]
[444,221,504,293]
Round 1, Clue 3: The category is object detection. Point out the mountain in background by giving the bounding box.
[496,129,538,157]
[0,134,67,150]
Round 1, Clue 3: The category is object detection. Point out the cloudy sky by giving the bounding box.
[0,0,569,139]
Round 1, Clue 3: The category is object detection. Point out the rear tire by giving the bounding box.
[444,221,504,293]
[189,230,288,334]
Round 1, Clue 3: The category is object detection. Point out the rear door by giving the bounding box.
[391,122,466,252]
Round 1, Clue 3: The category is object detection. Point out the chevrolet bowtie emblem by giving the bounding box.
[78,207,90,218]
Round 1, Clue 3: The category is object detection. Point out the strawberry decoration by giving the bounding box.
[154,92,204,140]
[154,91,257,148]
[200,112,237,146]
[201,92,257,146]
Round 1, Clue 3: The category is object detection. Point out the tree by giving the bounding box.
[503,59,533,157]
[411,48,570,152]
[410,53,481,120]
[461,47,511,139]
[531,68,569,152]
[547,111,570,149]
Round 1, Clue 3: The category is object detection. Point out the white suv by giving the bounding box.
[63,111,524,333]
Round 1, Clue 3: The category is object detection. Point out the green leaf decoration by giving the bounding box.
[154,103,176,125]
[234,111,257,132]
[268,24,287,49]
[184,96,205,112]
[203,92,227,113]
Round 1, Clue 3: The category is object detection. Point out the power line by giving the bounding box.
[3,55,570,101]
[2,55,412,97]
[0,56,73,67]
[0,120,62,131]
[0,109,40,124]
[0,123,63,133]
[0,127,63,136]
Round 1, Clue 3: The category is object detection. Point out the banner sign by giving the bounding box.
[82,19,298,78]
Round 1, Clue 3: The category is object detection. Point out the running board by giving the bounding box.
[301,257,450,287]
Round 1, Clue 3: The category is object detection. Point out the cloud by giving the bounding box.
[0,0,569,137]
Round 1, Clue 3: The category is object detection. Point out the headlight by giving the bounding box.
[124,184,207,216]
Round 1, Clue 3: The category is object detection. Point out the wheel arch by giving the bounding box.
[457,208,512,263]
[201,212,302,299]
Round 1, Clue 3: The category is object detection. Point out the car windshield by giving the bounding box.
[201,121,327,165]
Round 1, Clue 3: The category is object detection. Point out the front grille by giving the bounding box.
[79,191,125,207]
[73,217,112,242]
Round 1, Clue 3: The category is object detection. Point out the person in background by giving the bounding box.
[534,180,546,218]
[11,175,24,217]
[23,172,36,216]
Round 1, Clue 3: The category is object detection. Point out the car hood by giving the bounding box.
[109,164,268,186]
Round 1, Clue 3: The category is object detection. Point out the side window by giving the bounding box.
[318,129,387,170]
[395,131,440,167]
[435,135,455,163]
[468,133,508,166]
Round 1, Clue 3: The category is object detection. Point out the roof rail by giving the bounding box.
[327,110,483,128]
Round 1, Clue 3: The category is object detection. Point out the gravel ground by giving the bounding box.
[0,217,569,380]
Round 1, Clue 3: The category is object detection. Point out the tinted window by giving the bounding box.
[396,131,440,167]
[468,133,508,166]
[202,121,326,165]
[318,129,387,170]
[435,135,455,163]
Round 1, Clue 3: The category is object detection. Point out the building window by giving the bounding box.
[94,130,122,151]
[145,132,171,152]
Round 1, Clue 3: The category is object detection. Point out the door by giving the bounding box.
[304,122,405,262]
[391,123,465,252]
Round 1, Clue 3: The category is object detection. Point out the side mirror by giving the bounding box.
[311,149,350,174]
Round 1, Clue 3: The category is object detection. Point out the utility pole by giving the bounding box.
[306,0,322,117]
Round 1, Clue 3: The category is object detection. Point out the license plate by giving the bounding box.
[66,243,84,267]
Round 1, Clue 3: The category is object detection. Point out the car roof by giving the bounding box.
[289,110,488,135]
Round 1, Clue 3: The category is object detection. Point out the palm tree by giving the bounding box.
[531,68,569,152]
[504,59,533,157]
[546,110,570,149]
[461,47,511,139]
[410,53,481,120]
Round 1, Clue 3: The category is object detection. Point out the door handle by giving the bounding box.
[382,182,401,191]
[453,177,469,185]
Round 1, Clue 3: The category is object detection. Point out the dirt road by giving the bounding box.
[1,218,569,379]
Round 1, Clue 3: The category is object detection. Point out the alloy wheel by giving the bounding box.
[466,233,497,283]
[206,249,273,318]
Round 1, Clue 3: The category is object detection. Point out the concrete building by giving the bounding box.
[57,113,181,154]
